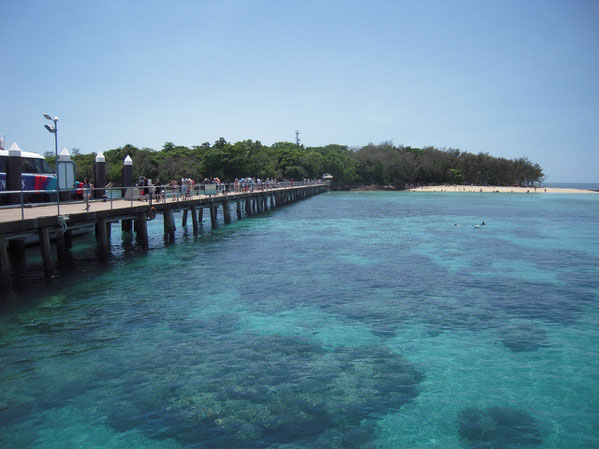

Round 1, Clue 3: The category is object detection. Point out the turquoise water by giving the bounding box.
[1,192,598,448]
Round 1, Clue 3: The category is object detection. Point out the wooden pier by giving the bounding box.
[0,184,327,287]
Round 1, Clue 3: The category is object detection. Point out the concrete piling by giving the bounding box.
[164,209,176,241]
[136,213,149,248]
[223,201,231,224]
[190,205,199,235]
[96,219,110,258]
[38,227,53,277]
[0,235,11,286]
[210,204,218,228]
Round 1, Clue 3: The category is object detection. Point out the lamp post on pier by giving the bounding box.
[43,113,60,215]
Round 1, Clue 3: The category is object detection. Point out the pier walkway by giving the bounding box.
[0,182,327,287]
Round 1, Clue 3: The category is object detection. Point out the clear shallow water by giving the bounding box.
[1,192,598,448]
[544,182,599,190]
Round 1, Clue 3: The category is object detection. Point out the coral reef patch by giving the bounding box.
[104,334,423,448]
[500,323,548,352]
[458,406,543,448]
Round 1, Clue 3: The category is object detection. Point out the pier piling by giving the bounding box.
[164,209,176,241]
[96,219,110,258]
[38,227,53,277]
[136,213,149,248]
[8,240,25,263]
[223,201,232,224]
[210,204,218,228]
[0,235,11,286]
[190,205,199,235]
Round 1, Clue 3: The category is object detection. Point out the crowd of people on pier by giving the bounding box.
[132,176,322,202]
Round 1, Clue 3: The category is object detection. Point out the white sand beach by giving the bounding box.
[409,185,598,194]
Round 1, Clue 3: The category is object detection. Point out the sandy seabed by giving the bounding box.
[409,185,598,194]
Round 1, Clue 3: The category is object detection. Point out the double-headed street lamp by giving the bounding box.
[43,113,60,215]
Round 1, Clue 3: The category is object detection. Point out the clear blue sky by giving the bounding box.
[1,0,598,182]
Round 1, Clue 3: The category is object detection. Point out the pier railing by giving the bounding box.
[0,180,326,220]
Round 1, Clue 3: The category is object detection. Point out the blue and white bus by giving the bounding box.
[0,147,59,203]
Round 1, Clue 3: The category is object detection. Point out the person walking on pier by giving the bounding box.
[154,179,163,202]
[83,177,92,211]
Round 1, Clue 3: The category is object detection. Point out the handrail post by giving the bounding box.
[20,189,24,220]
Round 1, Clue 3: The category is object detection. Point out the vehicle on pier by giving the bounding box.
[0,140,82,204]
[0,149,58,202]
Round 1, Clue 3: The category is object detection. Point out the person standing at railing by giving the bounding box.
[83,177,92,211]
[170,180,179,201]
[154,178,162,202]
[138,177,145,201]
[180,177,187,198]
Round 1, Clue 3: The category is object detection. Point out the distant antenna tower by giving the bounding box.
[295,130,300,147]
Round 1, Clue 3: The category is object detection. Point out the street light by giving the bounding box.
[43,113,60,215]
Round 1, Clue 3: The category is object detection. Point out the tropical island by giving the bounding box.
[45,139,545,191]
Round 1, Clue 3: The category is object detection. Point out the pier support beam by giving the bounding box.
[163,209,176,241]
[38,227,53,277]
[136,213,149,248]
[223,201,232,224]
[245,198,252,216]
[236,200,242,220]
[56,231,69,263]
[190,205,199,235]
[0,235,11,287]
[8,239,25,263]
[210,204,218,228]
[96,219,110,258]
[122,219,132,232]
[64,229,73,249]
[182,209,188,227]
[255,197,261,214]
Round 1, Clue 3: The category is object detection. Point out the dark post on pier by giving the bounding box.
[7,143,22,205]
[94,152,106,199]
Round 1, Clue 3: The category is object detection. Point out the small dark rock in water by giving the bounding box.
[458,406,543,448]
[500,323,548,352]
[370,323,397,338]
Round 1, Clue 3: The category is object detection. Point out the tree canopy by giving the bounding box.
[48,139,544,188]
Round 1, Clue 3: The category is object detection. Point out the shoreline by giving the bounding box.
[408,185,598,194]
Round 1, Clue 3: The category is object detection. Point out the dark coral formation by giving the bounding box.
[104,335,423,448]
[500,323,548,352]
[458,406,543,448]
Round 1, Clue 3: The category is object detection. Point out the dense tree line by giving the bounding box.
[45,139,544,188]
